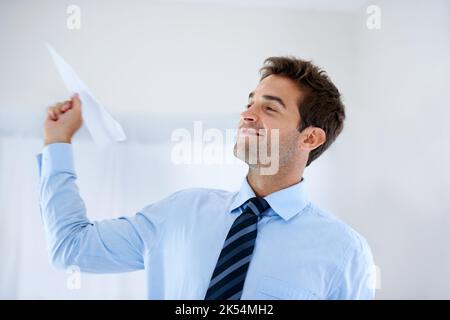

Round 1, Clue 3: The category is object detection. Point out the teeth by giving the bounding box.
[238,127,267,139]
[240,128,258,135]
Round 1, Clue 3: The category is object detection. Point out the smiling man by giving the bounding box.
[37,56,375,300]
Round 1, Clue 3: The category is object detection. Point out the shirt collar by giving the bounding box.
[229,176,309,222]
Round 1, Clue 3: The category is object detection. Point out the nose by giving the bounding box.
[240,106,258,123]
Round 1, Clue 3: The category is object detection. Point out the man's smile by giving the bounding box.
[238,127,265,137]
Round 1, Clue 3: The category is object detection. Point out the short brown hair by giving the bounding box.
[260,56,345,166]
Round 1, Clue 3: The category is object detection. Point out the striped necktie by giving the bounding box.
[205,196,270,300]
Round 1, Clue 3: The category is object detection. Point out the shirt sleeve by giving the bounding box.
[327,235,377,300]
[36,143,164,273]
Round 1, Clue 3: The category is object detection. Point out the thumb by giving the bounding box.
[71,93,82,111]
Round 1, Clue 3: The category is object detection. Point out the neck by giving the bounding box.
[247,165,304,197]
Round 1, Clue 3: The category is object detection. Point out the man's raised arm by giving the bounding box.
[37,95,160,273]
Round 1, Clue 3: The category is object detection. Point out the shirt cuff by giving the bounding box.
[36,143,76,178]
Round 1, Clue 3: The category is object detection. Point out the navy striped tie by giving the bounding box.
[205,197,270,300]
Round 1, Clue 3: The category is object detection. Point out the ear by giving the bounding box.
[299,126,326,152]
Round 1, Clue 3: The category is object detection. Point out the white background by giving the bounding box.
[0,0,449,299]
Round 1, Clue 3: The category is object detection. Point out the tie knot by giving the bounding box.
[244,197,270,217]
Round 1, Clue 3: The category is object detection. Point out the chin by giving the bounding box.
[233,141,260,166]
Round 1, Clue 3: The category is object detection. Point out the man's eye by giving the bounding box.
[246,104,251,109]
[265,106,276,112]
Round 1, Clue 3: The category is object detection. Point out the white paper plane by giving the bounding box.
[46,43,126,147]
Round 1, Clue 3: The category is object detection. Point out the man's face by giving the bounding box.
[233,74,303,172]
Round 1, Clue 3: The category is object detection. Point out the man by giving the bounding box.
[38,56,375,299]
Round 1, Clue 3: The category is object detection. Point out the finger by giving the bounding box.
[71,93,81,110]
[49,105,64,120]
[47,107,57,121]
[53,103,62,111]
[47,110,56,121]
[52,102,68,116]
[57,100,71,111]
[61,100,72,112]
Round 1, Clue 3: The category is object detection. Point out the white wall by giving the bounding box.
[347,0,450,299]
[0,0,356,116]
[0,0,449,299]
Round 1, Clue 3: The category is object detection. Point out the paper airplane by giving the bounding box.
[46,43,126,147]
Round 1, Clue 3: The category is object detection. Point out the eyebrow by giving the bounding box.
[248,91,287,109]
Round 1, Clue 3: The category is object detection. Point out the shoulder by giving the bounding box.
[302,202,373,258]
[167,187,236,204]
[304,203,375,296]
[138,187,236,215]
[306,204,376,298]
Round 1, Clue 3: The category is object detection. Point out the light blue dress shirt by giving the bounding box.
[37,143,375,300]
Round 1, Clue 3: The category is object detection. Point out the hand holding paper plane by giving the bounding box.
[46,43,126,147]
